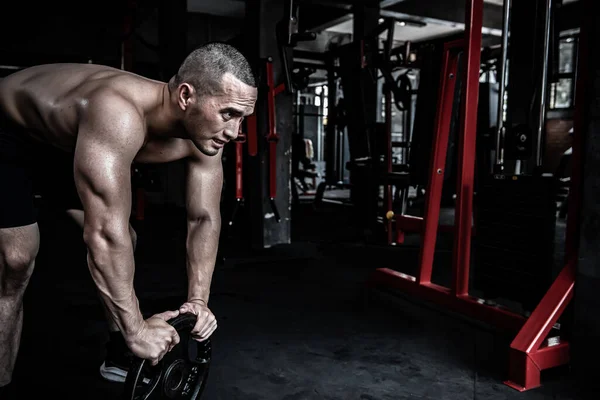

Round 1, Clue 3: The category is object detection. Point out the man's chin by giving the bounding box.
[197,143,220,157]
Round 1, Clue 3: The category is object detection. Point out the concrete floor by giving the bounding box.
[8,202,584,399]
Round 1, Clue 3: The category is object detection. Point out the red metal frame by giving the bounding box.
[503,0,590,390]
[368,0,578,392]
[235,126,246,201]
[265,59,281,221]
[266,59,278,200]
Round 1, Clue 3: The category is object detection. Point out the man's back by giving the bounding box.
[0,64,160,151]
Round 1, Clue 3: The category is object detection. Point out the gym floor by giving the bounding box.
[10,201,581,399]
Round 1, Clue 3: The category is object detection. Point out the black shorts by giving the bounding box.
[0,117,82,229]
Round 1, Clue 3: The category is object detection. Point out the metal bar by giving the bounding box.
[266,60,278,143]
[530,342,570,371]
[509,262,575,354]
[494,0,511,169]
[417,40,461,285]
[505,341,570,392]
[379,9,502,37]
[505,349,541,391]
[451,0,482,297]
[535,0,553,166]
[325,54,338,184]
[235,138,245,200]
[297,0,352,10]
[310,14,353,33]
[293,50,328,61]
[380,0,410,8]
[504,261,574,390]
[564,0,591,265]
[385,81,393,245]
[369,268,526,333]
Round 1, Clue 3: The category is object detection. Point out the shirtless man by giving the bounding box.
[0,42,257,391]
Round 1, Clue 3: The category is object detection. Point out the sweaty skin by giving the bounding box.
[0,63,256,365]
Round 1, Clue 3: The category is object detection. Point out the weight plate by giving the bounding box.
[123,313,212,400]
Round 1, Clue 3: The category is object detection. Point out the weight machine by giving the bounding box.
[367,0,580,391]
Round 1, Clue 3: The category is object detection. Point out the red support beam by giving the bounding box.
[235,130,246,201]
[504,262,575,391]
[530,342,570,371]
[369,268,526,333]
[451,0,483,297]
[417,40,462,284]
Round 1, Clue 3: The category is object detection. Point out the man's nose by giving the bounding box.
[224,125,239,141]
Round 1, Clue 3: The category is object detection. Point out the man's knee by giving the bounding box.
[0,247,36,295]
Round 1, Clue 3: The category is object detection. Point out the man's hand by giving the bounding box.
[125,310,181,366]
[179,300,217,341]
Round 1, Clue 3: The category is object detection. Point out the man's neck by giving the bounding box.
[145,83,184,140]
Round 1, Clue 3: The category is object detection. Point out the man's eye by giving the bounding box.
[223,112,232,120]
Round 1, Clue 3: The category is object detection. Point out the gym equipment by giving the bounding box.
[264,58,283,222]
[122,313,212,400]
[473,174,557,312]
[367,0,577,392]
[228,125,246,227]
[501,0,554,166]
[276,0,317,94]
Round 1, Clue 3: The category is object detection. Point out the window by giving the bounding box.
[550,33,578,110]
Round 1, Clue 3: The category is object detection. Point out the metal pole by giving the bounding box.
[536,0,553,167]
[495,0,511,170]
[452,0,483,296]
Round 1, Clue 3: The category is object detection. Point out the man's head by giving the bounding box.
[169,42,257,156]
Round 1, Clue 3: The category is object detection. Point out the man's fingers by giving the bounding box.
[154,309,180,321]
[191,311,213,334]
[194,319,217,341]
[169,331,181,351]
[196,319,214,337]
[179,303,200,315]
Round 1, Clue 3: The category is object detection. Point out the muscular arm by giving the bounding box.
[74,96,145,337]
[184,148,224,304]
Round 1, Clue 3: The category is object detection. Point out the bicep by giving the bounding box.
[74,100,143,236]
[186,150,224,222]
[74,137,133,233]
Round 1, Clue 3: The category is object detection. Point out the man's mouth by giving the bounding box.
[213,138,227,146]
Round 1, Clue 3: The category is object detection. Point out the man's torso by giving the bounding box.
[0,63,193,163]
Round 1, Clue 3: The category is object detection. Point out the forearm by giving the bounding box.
[85,230,143,337]
[186,216,221,303]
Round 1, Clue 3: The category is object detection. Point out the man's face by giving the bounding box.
[182,73,257,156]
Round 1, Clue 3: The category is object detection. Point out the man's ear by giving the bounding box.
[177,83,196,111]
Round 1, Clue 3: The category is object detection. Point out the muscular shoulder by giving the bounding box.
[84,88,142,125]
[80,89,145,145]
[76,89,146,163]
